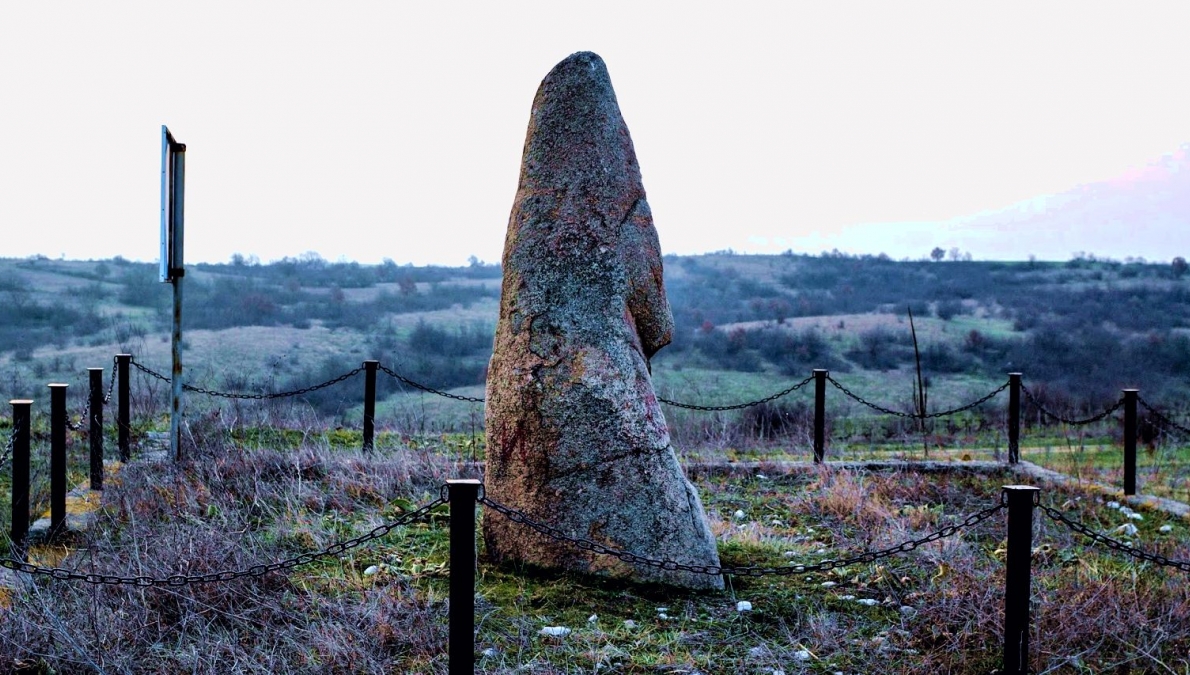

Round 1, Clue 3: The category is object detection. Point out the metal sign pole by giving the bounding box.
[161,126,186,462]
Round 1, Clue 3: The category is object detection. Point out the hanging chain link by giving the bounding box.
[1138,396,1190,438]
[1040,504,1190,572]
[658,375,815,412]
[64,357,121,432]
[131,360,363,400]
[378,364,486,403]
[1,495,447,586]
[1020,383,1125,426]
[480,496,1004,577]
[0,426,15,469]
[104,355,118,405]
[827,375,1009,420]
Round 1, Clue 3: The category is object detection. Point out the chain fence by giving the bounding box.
[1040,504,1190,572]
[378,364,486,403]
[657,374,815,412]
[1,492,447,586]
[826,375,1009,420]
[1138,396,1190,439]
[480,494,1005,577]
[131,359,363,401]
[1020,383,1125,426]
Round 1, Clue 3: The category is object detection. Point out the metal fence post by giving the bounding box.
[117,353,131,462]
[1002,484,1039,675]
[813,369,827,463]
[10,399,33,560]
[1008,373,1022,464]
[363,360,379,453]
[49,383,68,539]
[89,367,104,490]
[1123,389,1138,496]
[448,479,481,675]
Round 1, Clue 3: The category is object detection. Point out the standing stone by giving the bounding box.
[483,52,722,590]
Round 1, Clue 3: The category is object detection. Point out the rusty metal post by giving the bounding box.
[1003,484,1039,675]
[813,369,828,463]
[363,360,379,453]
[448,479,481,674]
[117,353,131,461]
[49,383,68,539]
[1008,373,1022,464]
[10,399,33,560]
[1124,389,1138,496]
[89,367,104,490]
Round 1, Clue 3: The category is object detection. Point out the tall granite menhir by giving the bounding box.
[483,52,723,589]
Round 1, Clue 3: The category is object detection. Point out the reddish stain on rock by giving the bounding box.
[483,52,722,589]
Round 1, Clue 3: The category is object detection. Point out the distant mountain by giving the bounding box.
[938,145,1190,261]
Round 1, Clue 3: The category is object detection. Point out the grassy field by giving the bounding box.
[2,440,1189,673]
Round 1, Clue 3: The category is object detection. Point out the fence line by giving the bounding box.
[4,480,1187,673]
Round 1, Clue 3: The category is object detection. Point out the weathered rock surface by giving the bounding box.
[482,52,722,589]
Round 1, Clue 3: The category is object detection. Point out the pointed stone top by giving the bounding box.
[520,51,640,204]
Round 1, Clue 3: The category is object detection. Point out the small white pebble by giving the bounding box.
[737,600,753,612]
[734,509,747,520]
[899,605,917,615]
[623,620,637,629]
[856,598,879,606]
[656,607,668,613]
[839,595,856,601]
[821,581,837,588]
[363,565,379,576]
[587,614,598,623]
[480,647,497,658]
[773,670,786,675]
[793,649,812,661]
[658,612,669,620]
[757,473,769,480]
[748,646,767,658]
[1115,523,1139,536]
[1160,524,1174,533]
[539,626,571,637]
[782,551,797,558]
[1128,512,1144,521]
[816,548,827,554]
[1107,501,1121,509]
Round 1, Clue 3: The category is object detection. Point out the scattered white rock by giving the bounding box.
[792,649,812,661]
[539,626,571,637]
[623,620,637,629]
[734,509,747,520]
[757,473,769,480]
[1107,501,1121,510]
[480,647,498,658]
[658,612,670,620]
[1160,524,1174,533]
[748,646,768,659]
[899,605,917,615]
[782,551,798,558]
[821,581,837,588]
[1115,523,1139,536]
[856,598,879,606]
[839,595,856,601]
[772,670,786,675]
[656,607,668,613]
[736,600,753,612]
[1127,512,1145,521]
[816,548,827,554]
[363,565,380,576]
[588,614,598,624]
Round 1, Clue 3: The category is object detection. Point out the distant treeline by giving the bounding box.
[2,251,1189,415]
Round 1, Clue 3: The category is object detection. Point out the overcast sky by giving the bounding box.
[2,2,1187,266]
